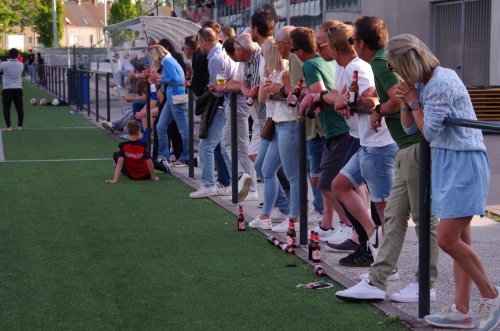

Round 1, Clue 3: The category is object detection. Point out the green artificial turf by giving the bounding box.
[0,82,408,330]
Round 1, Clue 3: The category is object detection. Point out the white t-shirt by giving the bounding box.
[344,57,395,148]
[334,63,359,139]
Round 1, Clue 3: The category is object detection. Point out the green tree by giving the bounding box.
[108,0,138,46]
[0,0,32,51]
[32,0,64,47]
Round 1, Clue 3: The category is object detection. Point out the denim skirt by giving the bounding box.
[431,148,490,219]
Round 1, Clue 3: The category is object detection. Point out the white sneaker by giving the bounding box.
[424,304,474,329]
[244,191,259,201]
[312,224,335,241]
[479,286,500,331]
[190,186,218,199]
[369,225,384,261]
[237,173,252,202]
[272,218,299,233]
[388,282,437,303]
[335,279,386,302]
[248,216,272,230]
[307,209,323,223]
[270,208,289,220]
[325,223,353,244]
[359,267,400,281]
[216,182,232,196]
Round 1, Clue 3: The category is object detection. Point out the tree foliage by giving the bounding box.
[32,0,65,47]
[0,0,33,48]
[108,0,138,46]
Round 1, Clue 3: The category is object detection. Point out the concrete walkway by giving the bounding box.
[76,83,500,331]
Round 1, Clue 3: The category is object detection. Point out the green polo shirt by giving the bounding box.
[371,48,421,149]
[303,55,349,139]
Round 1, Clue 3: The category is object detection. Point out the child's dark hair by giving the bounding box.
[127,120,142,136]
[135,78,147,94]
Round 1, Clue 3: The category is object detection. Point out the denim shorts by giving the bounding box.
[307,136,325,178]
[339,143,398,202]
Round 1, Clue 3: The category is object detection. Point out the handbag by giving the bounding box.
[260,117,275,141]
[172,94,188,105]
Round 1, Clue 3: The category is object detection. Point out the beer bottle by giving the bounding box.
[286,219,296,248]
[281,244,295,254]
[237,205,245,231]
[347,70,359,107]
[307,100,324,119]
[185,69,192,87]
[312,231,321,262]
[308,230,314,260]
[247,86,259,106]
[314,265,325,277]
[288,79,304,107]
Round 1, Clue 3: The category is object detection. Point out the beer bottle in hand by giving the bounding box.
[288,79,304,107]
[237,205,245,231]
[347,70,359,107]
[247,86,259,106]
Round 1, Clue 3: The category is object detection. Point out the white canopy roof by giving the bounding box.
[103,16,201,51]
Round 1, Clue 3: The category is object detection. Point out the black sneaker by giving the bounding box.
[326,239,359,252]
[155,156,171,173]
[339,247,374,267]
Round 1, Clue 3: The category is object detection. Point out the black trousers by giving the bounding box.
[2,89,24,128]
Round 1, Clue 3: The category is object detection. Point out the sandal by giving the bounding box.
[172,161,187,168]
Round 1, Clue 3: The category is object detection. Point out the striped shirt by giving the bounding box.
[243,48,266,121]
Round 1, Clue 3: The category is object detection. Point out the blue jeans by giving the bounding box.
[199,107,227,188]
[215,143,231,187]
[112,109,134,131]
[340,143,398,202]
[307,136,325,214]
[28,65,36,82]
[261,123,300,217]
[131,100,146,116]
[116,69,130,86]
[157,100,189,164]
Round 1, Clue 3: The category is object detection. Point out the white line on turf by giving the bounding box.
[0,132,4,162]
[17,127,98,130]
[2,158,112,163]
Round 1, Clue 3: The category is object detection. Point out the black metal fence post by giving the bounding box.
[418,136,432,318]
[106,73,111,122]
[95,72,100,121]
[298,117,308,245]
[230,92,238,205]
[188,88,195,179]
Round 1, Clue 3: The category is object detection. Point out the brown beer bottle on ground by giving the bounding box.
[288,79,303,107]
[308,230,314,260]
[348,70,359,108]
[237,205,245,231]
[312,231,321,262]
[286,219,296,248]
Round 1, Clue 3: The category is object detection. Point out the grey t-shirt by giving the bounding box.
[0,59,24,89]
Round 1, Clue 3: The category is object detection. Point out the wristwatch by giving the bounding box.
[407,101,422,111]
[374,104,382,115]
[319,89,329,103]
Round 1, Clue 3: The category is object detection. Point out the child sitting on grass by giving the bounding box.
[106,120,159,183]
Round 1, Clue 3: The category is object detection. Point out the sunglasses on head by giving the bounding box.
[233,37,244,51]
[290,47,299,53]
